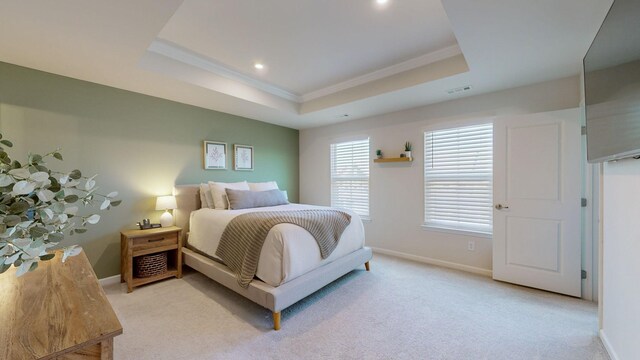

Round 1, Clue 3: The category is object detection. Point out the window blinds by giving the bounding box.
[424,123,493,234]
[330,138,370,219]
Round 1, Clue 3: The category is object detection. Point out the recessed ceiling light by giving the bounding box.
[254,63,265,70]
[376,0,388,4]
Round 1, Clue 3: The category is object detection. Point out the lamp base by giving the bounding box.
[160,211,173,227]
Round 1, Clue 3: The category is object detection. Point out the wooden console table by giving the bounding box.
[0,249,122,359]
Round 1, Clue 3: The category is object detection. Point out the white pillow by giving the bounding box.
[199,183,214,209]
[198,185,207,208]
[248,181,279,192]
[208,181,250,209]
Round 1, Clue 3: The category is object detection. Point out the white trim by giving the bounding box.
[371,247,492,277]
[599,329,620,360]
[422,117,495,134]
[148,39,462,107]
[148,39,302,103]
[302,45,462,101]
[98,274,121,287]
[421,224,492,239]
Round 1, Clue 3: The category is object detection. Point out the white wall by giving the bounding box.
[300,76,580,272]
[600,159,640,360]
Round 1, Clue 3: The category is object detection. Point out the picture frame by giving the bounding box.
[234,144,254,171]
[203,141,227,170]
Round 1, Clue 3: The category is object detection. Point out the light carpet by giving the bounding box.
[104,254,609,360]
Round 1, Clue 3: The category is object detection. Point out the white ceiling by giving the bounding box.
[0,0,612,129]
[158,0,457,95]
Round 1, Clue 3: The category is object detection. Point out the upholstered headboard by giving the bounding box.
[174,184,201,243]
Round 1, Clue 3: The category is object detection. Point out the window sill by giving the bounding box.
[421,225,492,239]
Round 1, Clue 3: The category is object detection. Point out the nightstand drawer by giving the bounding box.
[132,232,178,252]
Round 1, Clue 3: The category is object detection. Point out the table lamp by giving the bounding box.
[156,195,177,227]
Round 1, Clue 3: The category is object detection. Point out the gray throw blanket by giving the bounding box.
[215,209,352,288]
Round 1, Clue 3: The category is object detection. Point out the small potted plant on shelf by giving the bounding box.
[404,141,412,159]
[376,149,383,159]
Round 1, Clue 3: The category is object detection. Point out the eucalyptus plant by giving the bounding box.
[0,132,120,276]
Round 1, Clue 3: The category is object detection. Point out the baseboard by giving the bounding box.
[371,247,493,277]
[599,329,620,360]
[98,274,121,287]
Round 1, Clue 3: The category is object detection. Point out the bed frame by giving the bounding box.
[174,185,372,330]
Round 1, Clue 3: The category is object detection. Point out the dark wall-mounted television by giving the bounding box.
[584,0,640,163]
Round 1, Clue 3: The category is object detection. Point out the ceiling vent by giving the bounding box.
[447,85,472,95]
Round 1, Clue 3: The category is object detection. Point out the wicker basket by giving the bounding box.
[134,252,168,278]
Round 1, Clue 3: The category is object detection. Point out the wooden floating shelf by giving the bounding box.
[373,157,413,163]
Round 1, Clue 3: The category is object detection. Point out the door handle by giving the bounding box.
[495,204,509,210]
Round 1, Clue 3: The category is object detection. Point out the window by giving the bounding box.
[424,123,493,235]
[330,138,370,219]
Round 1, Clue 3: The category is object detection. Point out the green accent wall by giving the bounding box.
[0,61,299,279]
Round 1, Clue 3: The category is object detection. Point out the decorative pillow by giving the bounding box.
[281,190,288,201]
[208,181,250,209]
[198,185,207,208]
[225,189,289,210]
[199,183,214,208]
[248,181,279,192]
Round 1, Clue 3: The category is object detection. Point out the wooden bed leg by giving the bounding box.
[273,312,281,331]
[365,261,370,271]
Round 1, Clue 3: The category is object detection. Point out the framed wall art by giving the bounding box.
[203,141,227,170]
[234,144,254,171]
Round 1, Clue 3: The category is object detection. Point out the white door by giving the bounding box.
[493,108,581,297]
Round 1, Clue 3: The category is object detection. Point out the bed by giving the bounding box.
[174,184,372,330]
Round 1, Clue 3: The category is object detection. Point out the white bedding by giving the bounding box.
[188,204,365,287]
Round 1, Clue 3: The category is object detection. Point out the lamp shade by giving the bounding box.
[155,195,177,211]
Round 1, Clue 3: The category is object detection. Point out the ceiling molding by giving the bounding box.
[147,39,303,103]
[148,39,463,107]
[300,53,469,114]
[300,44,462,102]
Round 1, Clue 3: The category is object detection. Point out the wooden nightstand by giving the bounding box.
[120,226,182,293]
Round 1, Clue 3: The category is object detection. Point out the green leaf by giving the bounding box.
[53,152,63,161]
[0,140,13,148]
[35,165,49,173]
[51,202,64,214]
[69,169,82,180]
[110,200,122,207]
[48,178,61,193]
[0,263,10,274]
[75,228,87,234]
[11,160,21,169]
[48,232,64,242]
[0,174,13,187]
[64,195,79,203]
[28,261,38,272]
[9,201,29,215]
[3,215,21,226]
[29,226,49,238]
[39,253,55,261]
[30,154,42,163]
[31,238,44,248]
